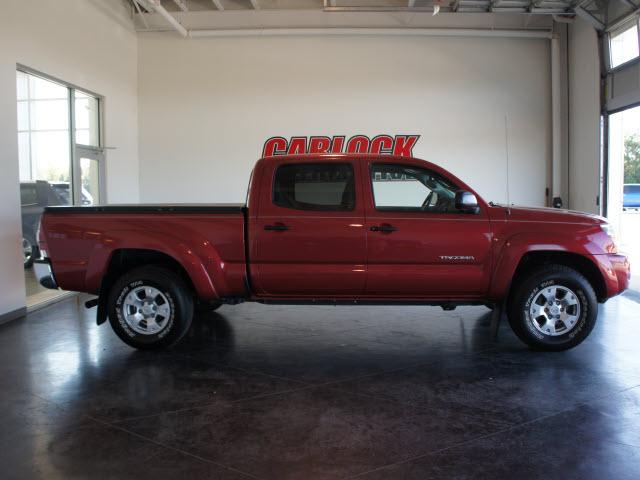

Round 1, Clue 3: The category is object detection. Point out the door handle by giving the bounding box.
[370,224,397,233]
[264,223,290,232]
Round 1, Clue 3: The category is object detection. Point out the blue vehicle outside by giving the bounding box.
[624,184,640,208]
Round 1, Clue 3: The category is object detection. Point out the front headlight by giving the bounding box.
[600,223,618,253]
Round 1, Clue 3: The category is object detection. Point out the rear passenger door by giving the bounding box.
[252,159,367,297]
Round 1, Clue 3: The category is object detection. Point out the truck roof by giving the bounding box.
[256,154,454,184]
[258,153,423,162]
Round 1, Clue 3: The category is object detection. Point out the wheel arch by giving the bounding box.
[508,251,607,304]
[95,248,205,325]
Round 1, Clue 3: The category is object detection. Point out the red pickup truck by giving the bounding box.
[35,154,630,351]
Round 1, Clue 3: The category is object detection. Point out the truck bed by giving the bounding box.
[41,203,248,300]
[44,204,246,214]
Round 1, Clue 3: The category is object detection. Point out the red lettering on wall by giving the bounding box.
[287,137,307,155]
[370,135,394,154]
[262,135,419,157]
[308,136,332,154]
[346,135,370,154]
[330,136,345,153]
[392,135,420,157]
[262,137,287,157]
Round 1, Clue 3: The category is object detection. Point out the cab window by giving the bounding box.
[371,164,458,213]
[273,163,355,211]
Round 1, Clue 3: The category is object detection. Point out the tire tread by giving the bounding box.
[507,264,597,351]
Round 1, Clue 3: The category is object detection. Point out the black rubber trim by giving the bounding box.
[34,258,58,289]
[44,204,247,214]
[256,299,488,306]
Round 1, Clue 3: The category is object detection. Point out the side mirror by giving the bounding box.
[455,190,479,214]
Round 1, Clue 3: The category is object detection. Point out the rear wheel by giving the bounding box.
[107,265,194,350]
[508,265,597,351]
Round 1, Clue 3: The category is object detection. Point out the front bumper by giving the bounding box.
[34,258,58,290]
[593,253,631,299]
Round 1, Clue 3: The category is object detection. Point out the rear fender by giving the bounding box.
[84,229,227,301]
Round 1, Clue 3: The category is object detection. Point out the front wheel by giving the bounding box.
[507,265,597,351]
[107,265,194,350]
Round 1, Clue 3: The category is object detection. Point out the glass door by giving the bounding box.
[608,106,640,294]
[75,146,104,206]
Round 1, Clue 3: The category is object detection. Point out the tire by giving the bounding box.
[107,265,194,350]
[507,264,597,351]
[23,236,37,269]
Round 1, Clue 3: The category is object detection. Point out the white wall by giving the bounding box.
[0,0,139,317]
[568,18,601,214]
[138,34,551,207]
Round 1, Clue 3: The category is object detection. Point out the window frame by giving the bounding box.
[608,20,640,72]
[271,162,357,212]
[16,64,105,206]
[369,162,461,214]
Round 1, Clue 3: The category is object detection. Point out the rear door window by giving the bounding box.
[273,163,355,211]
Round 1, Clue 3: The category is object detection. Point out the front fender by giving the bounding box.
[488,230,602,301]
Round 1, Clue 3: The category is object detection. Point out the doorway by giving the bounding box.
[76,146,105,206]
[608,106,640,293]
[17,68,104,308]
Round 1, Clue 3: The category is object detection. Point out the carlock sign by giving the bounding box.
[262,135,420,158]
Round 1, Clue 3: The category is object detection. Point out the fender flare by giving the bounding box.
[84,228,229,302]
[488,232,597,301]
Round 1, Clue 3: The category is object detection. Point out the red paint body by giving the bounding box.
[39,155,630,304]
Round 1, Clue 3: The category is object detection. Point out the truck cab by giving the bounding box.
[248,155,492,300]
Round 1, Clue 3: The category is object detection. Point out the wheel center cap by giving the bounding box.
[550,305,560,316]
[141,303,156,316]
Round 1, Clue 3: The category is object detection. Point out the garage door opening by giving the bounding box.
[608,105,640,293]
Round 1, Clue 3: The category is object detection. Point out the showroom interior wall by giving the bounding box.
[0,0,139,320]
[137,33,551,207]
[568,18,601,215]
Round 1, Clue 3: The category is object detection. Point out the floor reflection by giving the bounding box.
[1,296,639,479]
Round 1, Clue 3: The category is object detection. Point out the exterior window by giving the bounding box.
[610,23,639,68]
[20,184,38,205]
[75,90,100,147]
[371,164,458,213]
[17,71,71,186]
[273,163,355,211]
[17,70,103,205]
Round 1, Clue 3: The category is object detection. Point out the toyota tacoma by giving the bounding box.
[34,154,630,351]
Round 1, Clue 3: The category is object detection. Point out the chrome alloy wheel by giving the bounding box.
[529,285,581,337]
[122,286,172,335]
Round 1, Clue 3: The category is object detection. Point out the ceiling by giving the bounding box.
[139,0,593,14]
[129,0,638,33]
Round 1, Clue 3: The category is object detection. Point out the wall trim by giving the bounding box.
[0,307,27,326]
[27,292,77,314]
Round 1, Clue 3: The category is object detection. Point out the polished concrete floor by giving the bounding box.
[24,267,69,309]
[1,296,640,480]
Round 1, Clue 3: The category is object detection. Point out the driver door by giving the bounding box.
[364,161,492,297]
